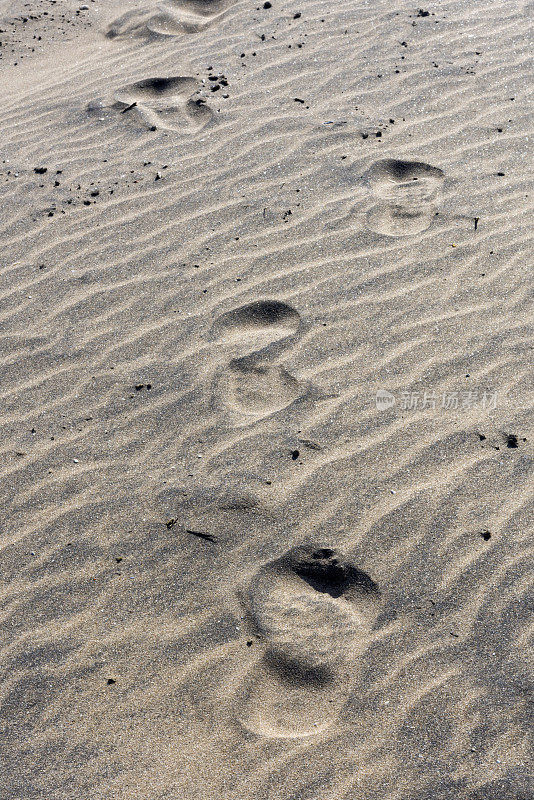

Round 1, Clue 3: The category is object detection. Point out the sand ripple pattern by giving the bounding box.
[0,0,532,797]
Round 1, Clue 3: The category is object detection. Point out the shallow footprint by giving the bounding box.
[366,204,437,237]
[106,0,229,39]
[106,8,158,38]
[237,544,381,738]
[167,0,231,18]
[113,76,211,132]
[363,158,444,237]
[107,9,209,38]
[238,654,341,738]
[219,359,304,418]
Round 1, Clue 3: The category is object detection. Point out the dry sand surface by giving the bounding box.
[0,0,533,798]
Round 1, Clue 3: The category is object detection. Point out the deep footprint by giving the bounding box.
[211,300,301,344]
[364,158,444,237]
[219,359,303,417]
[237,544,381,738]
[113,77,211,132]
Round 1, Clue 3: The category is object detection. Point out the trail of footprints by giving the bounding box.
[237,544,381,738]
[104,0,446,746]
[105,0,231,131]
[364,158,445,237]
[211,300,307,420]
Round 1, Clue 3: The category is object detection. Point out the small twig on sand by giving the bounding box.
[186,529,217,543]
[121,102,137,113]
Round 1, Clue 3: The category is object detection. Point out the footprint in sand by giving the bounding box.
[364,158,445,237]
[106,0,230,40]
[113,76,212,132]
[236,544,381,738]
[211,300,301,346]
[219,359,303,418]
[211,300,308,420]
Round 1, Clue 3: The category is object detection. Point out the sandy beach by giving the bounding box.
[0,0,532,797]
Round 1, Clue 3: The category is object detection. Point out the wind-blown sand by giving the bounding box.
[0,0,532,798]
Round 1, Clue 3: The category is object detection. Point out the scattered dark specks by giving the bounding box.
[416,9,430,16]
[480,530,491,541]
[166,517,178,529]
[293,11,301,17]
[107,678,116,685]
[291,449,300,460]
[263,1,271,7]
[505,433,518,448]
[294,97,305,103]
[34,167,47,174]
[115,557,123,562]
[478,433,486,441]
[246,640,253,646]
[496,172,505,176]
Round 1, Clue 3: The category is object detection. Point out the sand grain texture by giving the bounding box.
[0,0,532,798]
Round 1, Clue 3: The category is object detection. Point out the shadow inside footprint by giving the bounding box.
[113,76,211,132]
[292,547,379,599]
[236,544,381,738]
[211,300,301,344]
